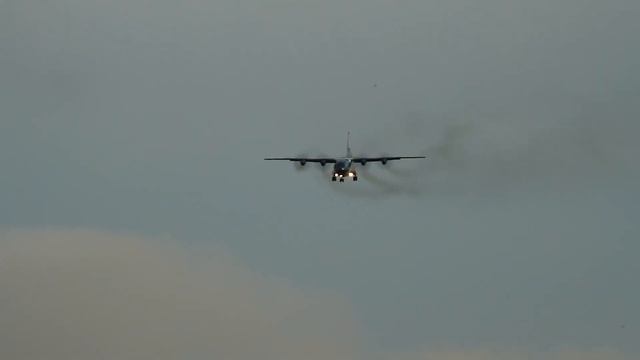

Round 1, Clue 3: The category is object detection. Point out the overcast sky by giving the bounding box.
[1,0,639,359]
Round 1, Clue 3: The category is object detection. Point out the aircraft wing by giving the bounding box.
[264,157,337,163]
[351,156,426,164]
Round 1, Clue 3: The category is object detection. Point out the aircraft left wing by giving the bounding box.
[264,157,337,164]
[351,156,426,164]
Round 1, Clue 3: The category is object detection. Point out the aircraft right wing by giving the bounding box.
[350,156,426,164]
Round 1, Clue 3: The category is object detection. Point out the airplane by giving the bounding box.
[264,132,426,182]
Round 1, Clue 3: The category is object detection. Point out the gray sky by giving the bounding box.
[1,0,639,359]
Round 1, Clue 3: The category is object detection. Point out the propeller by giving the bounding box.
[293,153,308,171]
[379,153,391,166]
[317,152,330,167]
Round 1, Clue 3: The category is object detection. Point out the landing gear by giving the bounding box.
[353,176,358,181]
[339,178,345,182]
[331,176,337,182]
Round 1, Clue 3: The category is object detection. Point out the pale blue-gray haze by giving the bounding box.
[1,0,639,359]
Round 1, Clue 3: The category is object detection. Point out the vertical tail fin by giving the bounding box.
[346,131,352,158]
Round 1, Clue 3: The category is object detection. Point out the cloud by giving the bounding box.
[0,229,362,360]
[1,229,637,360]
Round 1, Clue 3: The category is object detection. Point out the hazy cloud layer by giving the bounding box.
[1,229,637,360]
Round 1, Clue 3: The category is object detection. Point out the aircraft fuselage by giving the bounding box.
[332,158,357,182]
